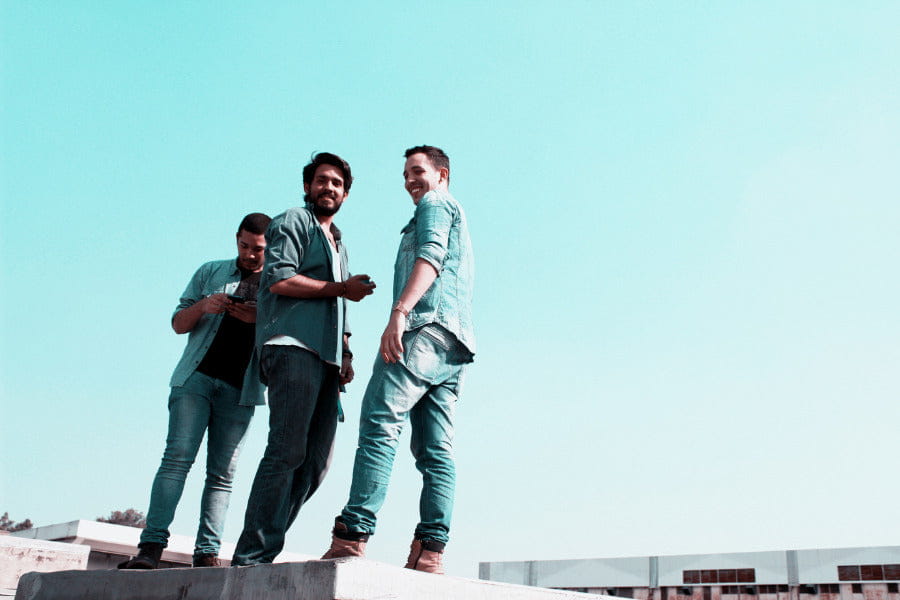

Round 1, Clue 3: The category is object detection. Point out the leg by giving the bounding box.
[232,346,329,565]
[140,373,212,547]
[338,325,456,535]
[409,365,463,545]
[285,364,339,529]
[194,377,254,557]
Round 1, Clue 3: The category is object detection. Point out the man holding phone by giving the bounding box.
[119,212,271,570]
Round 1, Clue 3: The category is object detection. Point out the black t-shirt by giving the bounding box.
[195,267,260,389]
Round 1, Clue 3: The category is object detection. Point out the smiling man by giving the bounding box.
[231,152,376,565]
[119,212,271,570]
[322,145,475,574]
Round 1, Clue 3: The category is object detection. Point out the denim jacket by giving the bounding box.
[256,206,351,358]
[396,190,475,356]
[168,259,266,406]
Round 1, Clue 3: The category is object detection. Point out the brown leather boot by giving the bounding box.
[404,539,445,574]
[321,520,368,559]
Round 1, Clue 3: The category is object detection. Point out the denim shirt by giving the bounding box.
[256,206,351,358]
[397,190,475,356]
[168,258,266,406]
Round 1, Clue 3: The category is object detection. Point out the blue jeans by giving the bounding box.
[140,371,254,555]
[339,324,469,545]
[232,345,339,565]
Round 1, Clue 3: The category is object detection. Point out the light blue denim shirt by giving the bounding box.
[168,258,266,406]
[396,190,475,357]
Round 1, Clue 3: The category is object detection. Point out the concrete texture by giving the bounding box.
[15,558,607,600]
[0,535,89,597]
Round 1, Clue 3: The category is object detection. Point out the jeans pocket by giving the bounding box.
[402,326,449,382]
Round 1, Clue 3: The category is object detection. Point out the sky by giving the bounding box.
[2,1,899,579]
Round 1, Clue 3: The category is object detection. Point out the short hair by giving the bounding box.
[237,212,272,235]
[302,152,353,192]
[405,145,450,176]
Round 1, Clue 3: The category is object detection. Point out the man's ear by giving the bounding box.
[303,183,310,194]
[439,167,450,183]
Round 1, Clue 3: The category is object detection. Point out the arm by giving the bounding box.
[172,294,230,333]
[170,263,230,334]
[270,273,374,301]
[379,258,439,362]
[380,194,453,362]
[266,213,375,301]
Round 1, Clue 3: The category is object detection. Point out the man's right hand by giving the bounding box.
[201,293,230,314]
[343,274,376,302]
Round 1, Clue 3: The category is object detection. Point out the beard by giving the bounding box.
[305,191,343,217]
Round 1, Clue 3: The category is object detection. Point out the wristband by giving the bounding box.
[392,301,410,317]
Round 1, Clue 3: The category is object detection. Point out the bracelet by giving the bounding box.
[342,349,353,359]
[392,301,410,317]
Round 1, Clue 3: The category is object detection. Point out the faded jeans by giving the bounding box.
[339,324,469,545]
[232,345,339,565]
[141,371,254,555]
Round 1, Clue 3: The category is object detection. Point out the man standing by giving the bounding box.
[322,146,475,574]
[119,212,272,569]
[232,152,376,565]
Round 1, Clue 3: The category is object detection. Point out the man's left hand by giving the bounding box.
[380,311,406,363]
[340,354,354,385]
[225,301,257,323]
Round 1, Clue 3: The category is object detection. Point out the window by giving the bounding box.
[683,569,757,585]
[886,583,898,594]
[861,565,885,581]
[679,588,694,596]
[885,565,900,581]
[839,566,861,581]
[852,584,862,594]
[799,585,818,595]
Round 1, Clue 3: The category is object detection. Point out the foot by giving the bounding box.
[118,542,165,570]
[321,519,368,559]
[404,538,445,574]
[192,553,221,567]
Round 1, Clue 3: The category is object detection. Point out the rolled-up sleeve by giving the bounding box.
[172,263,208,321]
[264,212,307,285]
[415,193,454,272]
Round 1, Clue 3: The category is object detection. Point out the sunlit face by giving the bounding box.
[236,229,266,272]
[403,153,448,204]
[304,164,348,217]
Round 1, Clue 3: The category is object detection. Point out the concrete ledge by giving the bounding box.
[15,558,608,600]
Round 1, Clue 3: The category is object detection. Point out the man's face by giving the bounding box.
[304,164,348,217]
[403,153,447,204]
[236,229,266,272]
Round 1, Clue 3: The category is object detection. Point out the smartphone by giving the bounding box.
[227,294,246,303]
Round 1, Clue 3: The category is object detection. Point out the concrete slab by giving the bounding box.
[15,558,608,600]
[0,535,89,596]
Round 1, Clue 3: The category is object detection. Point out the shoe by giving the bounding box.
[404,538,445,574]
[192,554,221,567]
[118,542,165,570]
[321,519,368,559]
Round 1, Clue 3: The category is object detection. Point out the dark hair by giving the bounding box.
[405,145,450,177]
[302,152,353,192]
[237,212,272,235]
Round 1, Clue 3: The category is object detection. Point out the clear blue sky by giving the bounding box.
[2,1,898,578]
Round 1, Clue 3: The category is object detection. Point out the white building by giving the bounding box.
[480,547,900,600]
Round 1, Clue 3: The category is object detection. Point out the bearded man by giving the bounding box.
[231,152,376,565]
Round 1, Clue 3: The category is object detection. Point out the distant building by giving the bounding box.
[11,520,312,569]
[480,547,900,600]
